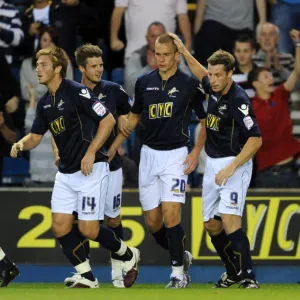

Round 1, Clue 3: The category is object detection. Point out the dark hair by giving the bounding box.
[31,26,59,67]
[147,21,166,33]
[207,50,235,73]
[156,33,178,52]
[248,66,270,89]
[234,35,255,49]
[74,44,103,67]
[36,46,69,78]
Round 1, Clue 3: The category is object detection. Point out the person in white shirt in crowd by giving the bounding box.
[110,0,192,61]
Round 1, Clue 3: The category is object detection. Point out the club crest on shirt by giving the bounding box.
[98,93,106,100]
[168,87,179,97]
[218,104,227,115]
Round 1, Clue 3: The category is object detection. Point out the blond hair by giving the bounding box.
[36,46,68,78]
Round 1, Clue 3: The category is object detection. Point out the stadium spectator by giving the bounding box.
[110,0,192,61]
[253,22,294,86]
[124,21,190,97]
[21,0,82,62]
[193,0,266,65]
[20,26,73,103]
[269,0,300,54]
[232,35,257,98]
[0,51,18,183]
[249,29,300,188]
[0,0,24,64]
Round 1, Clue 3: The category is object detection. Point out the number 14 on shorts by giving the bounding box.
[82,197,96,211]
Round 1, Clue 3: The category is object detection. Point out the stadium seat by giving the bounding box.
[2,157,30,185]
[111,68,124,85]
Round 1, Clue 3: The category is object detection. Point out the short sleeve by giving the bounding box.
[190,81,207,119]
[201,76,211,94]
[232,95,261,138]
[76,87,110,122]
[131,78,143,114]
[176,0,188,14]
[30,100,48,135]
[115,0,128,7]
[114,85,132,115]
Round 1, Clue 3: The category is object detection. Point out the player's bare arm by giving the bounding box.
[51,136,60,167]
[107,112,140,162]
[184,118,206,175]
[118,112,140,137]
[10,133,43,158]
[81,113,115,176]
[283,29,300,92]
[117,114,129,136]
[215,136,262,186]
[168,33,208,81]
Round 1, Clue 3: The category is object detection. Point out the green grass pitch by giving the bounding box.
[1,284,300,300]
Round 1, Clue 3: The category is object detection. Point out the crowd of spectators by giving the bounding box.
[0,0,299,188]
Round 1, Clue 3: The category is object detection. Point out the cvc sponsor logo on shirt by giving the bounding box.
[149,102,173,119]
[206,113,220,131]
[49,116,65,136]
[92,101,106,116]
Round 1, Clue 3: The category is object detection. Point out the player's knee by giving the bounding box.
[204,218,223,236]
[51,220,72,238]
[106,215,121,228]
[146,218,162,233]
[163,211,181,228]
[78,221,100,240]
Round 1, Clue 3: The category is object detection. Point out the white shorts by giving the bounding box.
[202,156,252,222]
[51,162,109,221]
[104,168,123,219]
[139,145,188,211]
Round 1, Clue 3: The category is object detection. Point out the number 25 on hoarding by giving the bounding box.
[17,205,145,249]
